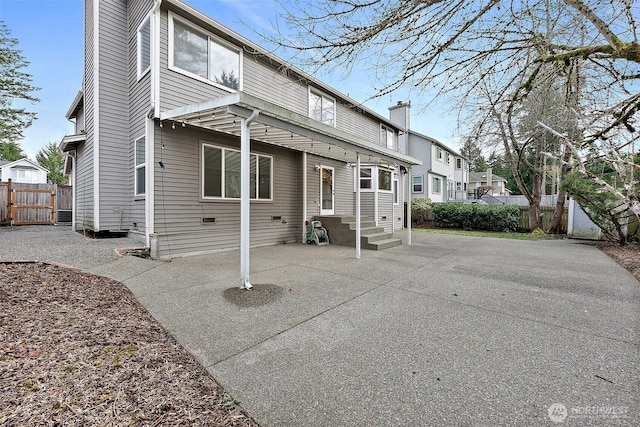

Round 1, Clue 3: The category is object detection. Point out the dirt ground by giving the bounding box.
[0,262,258,426]
[0,242,637,425]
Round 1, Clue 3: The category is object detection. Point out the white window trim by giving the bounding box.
[380,124,395,149]
[355,166,374,192]
[412,175,424,193]
[446,152,451,165]
[308,87,336,127]
[436,147,443,162]
[134,135,146,197]
[168,12,243,92]
[201,142,273,201]
[136,14,152,80]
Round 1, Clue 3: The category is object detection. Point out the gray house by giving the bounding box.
[59,0,421,286]
[389,102,469,202]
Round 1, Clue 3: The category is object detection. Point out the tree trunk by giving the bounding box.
[550,145,572,233]
[528,136,546,230]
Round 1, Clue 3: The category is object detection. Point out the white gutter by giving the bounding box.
[240,109,260,290]
[92,0,100,230]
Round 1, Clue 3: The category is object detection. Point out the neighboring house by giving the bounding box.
[389,102,468,203]
[468,168,512,198]
[0,158,49,184]
[59,0,421,271]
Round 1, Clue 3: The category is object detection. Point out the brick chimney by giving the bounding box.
[485,167,493,195]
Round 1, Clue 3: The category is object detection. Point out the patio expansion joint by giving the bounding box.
[396,286,640,348]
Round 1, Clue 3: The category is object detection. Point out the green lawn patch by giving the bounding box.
[414,227,556,240]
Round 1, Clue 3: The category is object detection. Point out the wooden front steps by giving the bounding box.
[314,216,402,251]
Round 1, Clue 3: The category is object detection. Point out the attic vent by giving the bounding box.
[202,217,216,223]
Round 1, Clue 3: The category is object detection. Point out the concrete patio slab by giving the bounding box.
[1,226,638,425]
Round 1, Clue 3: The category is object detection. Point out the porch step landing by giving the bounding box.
[314,216,402,251]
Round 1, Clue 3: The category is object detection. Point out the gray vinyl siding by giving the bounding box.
[96,0,130,231]
[74,141,94,231]
[158,8,232,111]
[75,107,86,134]
[393,175,404,229]
[157,6,397,152]
[377,192,394,232]
[358,193,375,221]
[77,0,95,231]
[128,0,154,234]
[153,125,302,257]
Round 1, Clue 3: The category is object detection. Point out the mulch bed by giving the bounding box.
[0,262,258,426]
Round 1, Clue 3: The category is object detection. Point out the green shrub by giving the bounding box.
[432,203,519,232]
[411,197,433,225]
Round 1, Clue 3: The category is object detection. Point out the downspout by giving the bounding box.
[147,0,162,248]
[356,153,361,259]
[302,152,307,242]
[407,166,412,245]
[240,109,260,290]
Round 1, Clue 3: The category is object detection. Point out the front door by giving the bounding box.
[320,166,334,215]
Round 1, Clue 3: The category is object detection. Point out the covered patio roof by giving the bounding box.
[159,92,421,168]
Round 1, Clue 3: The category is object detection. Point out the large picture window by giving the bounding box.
[202,143,272,200]
[170,14,240,91]
[135,136,146,196]
[309,89,335,126]
[378,169,392,191]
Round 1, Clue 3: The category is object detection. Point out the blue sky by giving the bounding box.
[0,0,459,160]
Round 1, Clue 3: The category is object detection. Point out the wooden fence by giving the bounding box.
[0,180,72,225]
[518,206,568,233]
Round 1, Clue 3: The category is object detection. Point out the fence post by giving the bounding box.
[7,178,14,226]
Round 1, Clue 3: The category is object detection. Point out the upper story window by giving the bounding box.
[381,125,394,149]
[446,152,451,164]
[456,158,462,169]
[436,147,443,161]
[137,16,151,79]
[170,13,241,91]
[309,89,335,126]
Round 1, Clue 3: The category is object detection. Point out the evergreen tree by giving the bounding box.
[0,19,39,160]
[36,142,67,185]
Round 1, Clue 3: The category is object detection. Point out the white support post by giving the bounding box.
[356,153,361,259]
[302,152,307,243]
[240,110,260,290]
[407,167,412,245]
